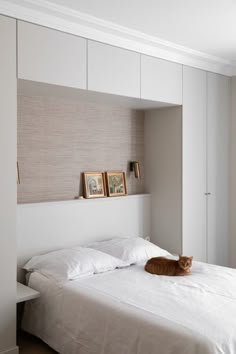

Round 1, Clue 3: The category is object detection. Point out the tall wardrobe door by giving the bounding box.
[182,66,207,262]
[0,15,17,353]
[207,73,230,266]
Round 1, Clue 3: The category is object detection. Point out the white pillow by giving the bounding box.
[23,247,128,282]
[88,237,171,265]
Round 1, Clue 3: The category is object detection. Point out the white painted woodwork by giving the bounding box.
[0,15,18,354]
[0,1,233,76]
[141,55,183,104]
[0,347,18,354]
[17,21,87,89]
[230,77,236,268]
[182,66,207,262]
[207,73,230,266]
[88,40,141,98]
[18,79,173,110]
[144,107,182,254]
[17,282,40,303]
[17,194,151,282]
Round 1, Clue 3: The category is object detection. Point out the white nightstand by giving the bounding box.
[17,282,40,303]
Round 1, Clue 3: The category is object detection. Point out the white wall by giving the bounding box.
[230,77,236,268]
[17,194,151,281]
[0,16,18,354]
[144,107,182,254]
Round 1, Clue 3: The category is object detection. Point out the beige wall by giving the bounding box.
[145,107,182,254]
[230,77,236,267]
[17,95,145,203]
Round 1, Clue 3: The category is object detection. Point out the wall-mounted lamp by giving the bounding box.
[130,161,140,179]
[17,161,20,185]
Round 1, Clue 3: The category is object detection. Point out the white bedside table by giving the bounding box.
[17,282,40,303]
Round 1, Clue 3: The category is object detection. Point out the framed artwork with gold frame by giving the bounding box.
[83,172,106,198]
[105,171,127,197]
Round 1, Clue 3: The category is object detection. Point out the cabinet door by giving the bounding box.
[88,40,140,98]
[18,21,87,89]
[0,15,17,353]
[182,66,207,262]
[141,55,182,104]
[207,73,230,266]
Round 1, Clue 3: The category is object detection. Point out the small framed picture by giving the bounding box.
[83,172,106,198]
[105,171,127,197]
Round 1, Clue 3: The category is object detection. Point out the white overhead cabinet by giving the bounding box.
[207,73,230,266]
[88,40,141,98]
[141,55,182,104]
[182,66,207,262]
[17,21,87,89]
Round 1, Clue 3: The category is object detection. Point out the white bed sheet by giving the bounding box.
[22,261,236,354]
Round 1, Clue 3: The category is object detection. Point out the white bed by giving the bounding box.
[22,260,236,354]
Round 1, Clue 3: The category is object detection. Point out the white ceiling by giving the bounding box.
[48,0,236,61]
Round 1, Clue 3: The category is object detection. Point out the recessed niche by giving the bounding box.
[17,80,178,203]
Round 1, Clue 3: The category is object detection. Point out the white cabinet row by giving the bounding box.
[17,21,182,105]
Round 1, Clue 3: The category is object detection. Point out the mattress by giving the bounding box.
[22,261,236,354]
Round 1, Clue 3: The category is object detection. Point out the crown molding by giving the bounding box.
[0,0,234,76]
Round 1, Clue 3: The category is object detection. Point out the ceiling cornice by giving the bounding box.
[0,0,235,76]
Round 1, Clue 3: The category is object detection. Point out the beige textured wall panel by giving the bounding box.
[17,95,144,203]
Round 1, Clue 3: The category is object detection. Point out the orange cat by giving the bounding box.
[145,255,193,276]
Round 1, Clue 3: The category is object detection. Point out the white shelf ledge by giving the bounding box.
[17,282,40,303]
[17,193,151,208]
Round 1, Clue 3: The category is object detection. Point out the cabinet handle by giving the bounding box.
[204,192,211,195]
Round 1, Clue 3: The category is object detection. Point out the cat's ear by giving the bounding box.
[178,254,182,259]
[190,256,193,260]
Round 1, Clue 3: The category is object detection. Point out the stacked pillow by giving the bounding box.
[23,247,128,282]
[23,237,171,282]
[87,237,170,265]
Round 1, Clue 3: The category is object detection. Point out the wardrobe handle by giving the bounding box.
[204,193,211,195]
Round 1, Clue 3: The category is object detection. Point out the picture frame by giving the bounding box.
[83,172,106,198]
[105,171,127,197]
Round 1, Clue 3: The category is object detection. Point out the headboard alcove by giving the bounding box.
[17,194,151,281]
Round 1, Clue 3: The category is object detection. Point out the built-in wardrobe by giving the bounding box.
[16,19,233,267]
[17,21,231,266]
[145,68,230,265]
[0,14,231,352]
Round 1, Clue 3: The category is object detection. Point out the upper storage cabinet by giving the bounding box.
[141,55,183,104]
[88,41,141,98]
[17,21,87,89]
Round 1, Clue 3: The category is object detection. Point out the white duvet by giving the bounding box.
[22,261,236,354]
